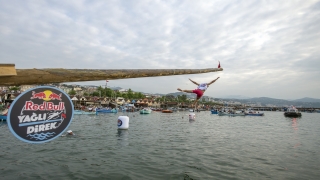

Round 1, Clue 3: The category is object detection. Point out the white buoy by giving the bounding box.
[118,116,129,129]
[189,113,195,120]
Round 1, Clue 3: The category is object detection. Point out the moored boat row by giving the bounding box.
[213,108,264,116]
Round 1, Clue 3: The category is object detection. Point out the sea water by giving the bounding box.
[0,111,320,179]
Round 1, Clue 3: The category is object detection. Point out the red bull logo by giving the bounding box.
[30,90,62,101]
[7,86,74,144]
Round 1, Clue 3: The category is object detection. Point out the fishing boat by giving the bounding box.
[96,108,118,113]
[162,109,173,113]
[74,110,97,115]
[140,108,152,114]
[284,106,301,117]
[244,109,264,116]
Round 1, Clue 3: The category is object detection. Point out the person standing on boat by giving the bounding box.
[177,77,220,108]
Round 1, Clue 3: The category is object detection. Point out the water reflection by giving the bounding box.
[116,129,129,146]
[117,129,129,138]
[292,118,298,131]
[291,118,301,148]
[0,120,6,126]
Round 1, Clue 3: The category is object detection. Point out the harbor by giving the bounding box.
[1,111,320,179]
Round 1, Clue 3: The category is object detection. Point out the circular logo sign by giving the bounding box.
[7,86,74,143]
[117,119,122,127]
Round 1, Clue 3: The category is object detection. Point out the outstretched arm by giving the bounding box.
[189,78,199,86]
[207,77,220,86]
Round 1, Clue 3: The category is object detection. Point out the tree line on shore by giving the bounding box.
[68,86,222,107]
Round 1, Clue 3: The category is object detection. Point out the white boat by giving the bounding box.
[245,109,264,116]
[218,110,245,116]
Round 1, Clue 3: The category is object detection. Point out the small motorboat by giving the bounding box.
[140,108,152,114]
[244,109,264,116]
[211,109,218,114]
[162,109,173,113]
[218,111,245,116]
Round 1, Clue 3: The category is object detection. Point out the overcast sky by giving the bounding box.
[1,0,319,99]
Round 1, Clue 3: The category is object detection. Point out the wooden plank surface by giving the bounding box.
[0,68,223,86]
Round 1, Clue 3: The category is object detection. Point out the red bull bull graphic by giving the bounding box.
[7,86,74,143]
[48,92,62,101]
[31,91,46,99]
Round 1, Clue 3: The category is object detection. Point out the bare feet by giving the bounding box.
[177,88,182,92]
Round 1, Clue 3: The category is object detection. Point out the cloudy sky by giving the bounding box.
[1,0,319,99]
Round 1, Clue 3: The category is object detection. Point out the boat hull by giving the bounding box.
[245,113,264,116]
[218,112,245,116]
[96,109,118,113]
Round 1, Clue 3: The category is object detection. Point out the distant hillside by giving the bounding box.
[160,93,320,107]
[247,97,290,105]
[292,97,320,103]
[220,95,251,99]
[230,97,320,108]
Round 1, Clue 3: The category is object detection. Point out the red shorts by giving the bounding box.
[192,89,204,99]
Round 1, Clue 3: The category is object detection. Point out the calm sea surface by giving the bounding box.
[1,111,320,180]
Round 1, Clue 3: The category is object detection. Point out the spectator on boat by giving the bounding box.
[177,77,220,108]
[88,107,93,112]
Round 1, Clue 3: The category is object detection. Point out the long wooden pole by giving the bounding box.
[0,66,223,86]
